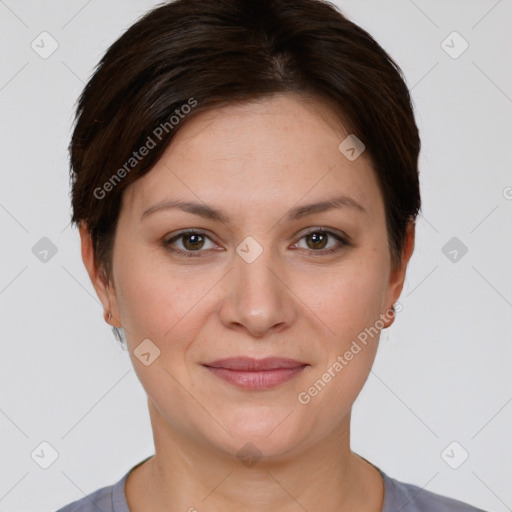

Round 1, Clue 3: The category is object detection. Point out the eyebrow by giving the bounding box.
[140,194,367,223]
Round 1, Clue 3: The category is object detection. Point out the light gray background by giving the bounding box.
[1,1,511,511]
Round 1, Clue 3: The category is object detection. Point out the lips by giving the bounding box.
[203,357,307,371]
[202,357,309,390]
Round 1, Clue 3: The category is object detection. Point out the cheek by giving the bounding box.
[294,269,384,420]
[293,259,387,343]
[114,248,219,354]
[290,257,387,398]
[113,260,211,422]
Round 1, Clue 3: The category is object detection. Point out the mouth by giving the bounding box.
[202,357,309,390]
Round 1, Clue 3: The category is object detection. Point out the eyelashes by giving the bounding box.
[163,227,350,258]
[293,228,348,253]
[163,230,216,257]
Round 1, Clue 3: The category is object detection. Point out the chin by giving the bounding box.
[210,408,307,460]
[216,433,300,464]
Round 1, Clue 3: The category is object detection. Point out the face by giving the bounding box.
[82,93,413,460]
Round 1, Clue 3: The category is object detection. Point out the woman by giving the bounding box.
[57,0,485,510]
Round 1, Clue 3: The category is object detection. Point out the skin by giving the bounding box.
[80,92,415,512]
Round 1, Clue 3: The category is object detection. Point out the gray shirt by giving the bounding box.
[55,456,486,511]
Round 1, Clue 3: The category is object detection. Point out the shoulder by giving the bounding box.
[55,456,151,512]
[54,483,115,512]
[381,471,487,512]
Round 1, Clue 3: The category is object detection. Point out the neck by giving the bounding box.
[126,401,384,512]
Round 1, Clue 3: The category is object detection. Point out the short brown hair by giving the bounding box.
[69,0,421,285]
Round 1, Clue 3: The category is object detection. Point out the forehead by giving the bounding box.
[122,93,383,225]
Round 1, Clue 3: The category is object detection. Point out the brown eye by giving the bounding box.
[181,233,206,251]
[294,229,348,254]
[164,230,216,257]
[305,231,329,250]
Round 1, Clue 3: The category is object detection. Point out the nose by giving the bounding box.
[217,244,298,338]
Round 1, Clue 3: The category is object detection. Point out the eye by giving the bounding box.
[292,228,348,254]
[163,227,349,258]
[163,230,218,257]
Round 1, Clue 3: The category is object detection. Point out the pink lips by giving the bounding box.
[203,357,308,390]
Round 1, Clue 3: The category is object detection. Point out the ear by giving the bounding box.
[79,222,121,327]
[383,221,415,323]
